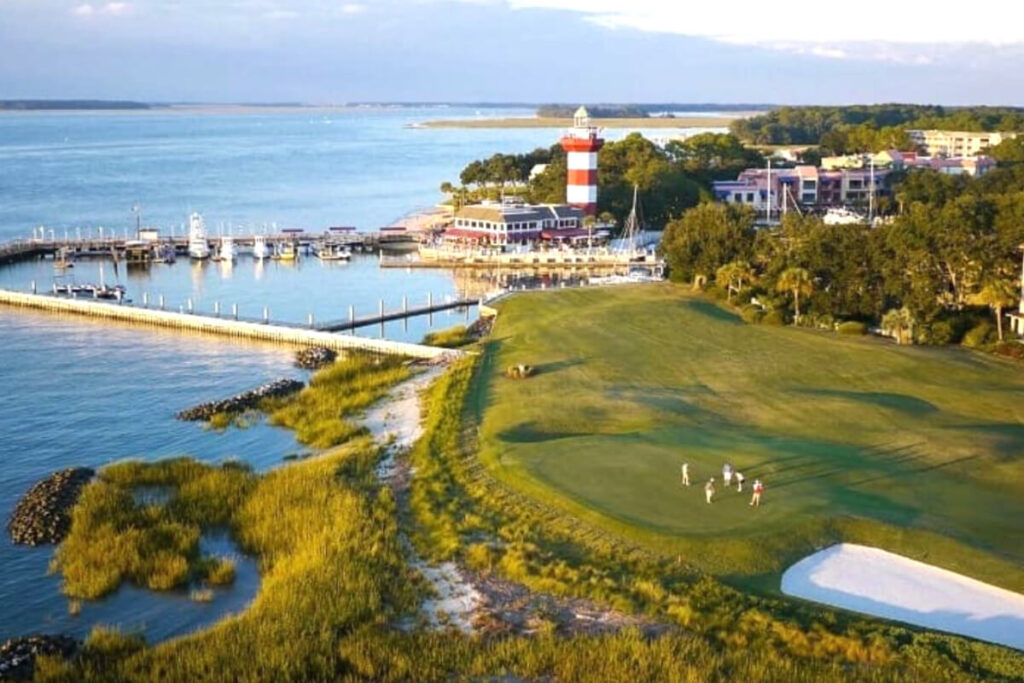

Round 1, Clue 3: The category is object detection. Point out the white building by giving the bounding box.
[907,130,1017,157]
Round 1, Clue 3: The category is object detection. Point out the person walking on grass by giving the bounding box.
[750,479,763,507]
[705,477,715,504]
[735,471,745,492]
[681,463,690,486]
[722,463,733,487]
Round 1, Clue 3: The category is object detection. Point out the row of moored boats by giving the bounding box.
[186,213,351,262]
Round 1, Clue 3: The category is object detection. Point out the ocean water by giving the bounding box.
[0,107,571,642]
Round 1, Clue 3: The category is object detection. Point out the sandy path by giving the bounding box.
[362,364,483,633]
[782,543,1024,651]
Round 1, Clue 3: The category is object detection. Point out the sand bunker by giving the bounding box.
[782,543,1024,651]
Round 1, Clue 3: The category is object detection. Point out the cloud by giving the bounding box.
[263,8,299,20]
[71,2,131,17]
[498,0,1024,62]
[339,3,366,14]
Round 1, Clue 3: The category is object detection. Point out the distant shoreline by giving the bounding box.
[417,115,746,129]
[0,103,458,116]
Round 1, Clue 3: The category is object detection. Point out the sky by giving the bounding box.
[1,0,1023,104]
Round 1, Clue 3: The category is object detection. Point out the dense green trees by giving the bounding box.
[731,104,1024,147]
[455,133,713,228]
[660,167,1024,343]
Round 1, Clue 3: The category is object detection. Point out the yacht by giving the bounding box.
[214,235,236,262]
[187,213,211,259]
[252,235,270,260]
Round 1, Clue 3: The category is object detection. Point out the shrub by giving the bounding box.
[963,322,996,349]
[739,304,763,324]
[203,557,237,586]
[916,320,955,346]
[762,309,787,326]
[837,321,867,335]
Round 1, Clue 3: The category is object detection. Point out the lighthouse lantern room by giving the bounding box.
[559,106,605,217]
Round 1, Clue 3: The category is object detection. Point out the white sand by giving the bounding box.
[781,543,1024,651]
[363,364,483,632]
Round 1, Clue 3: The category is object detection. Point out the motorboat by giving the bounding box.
[315,242,352,261]
[253,235,270,260]
[188,213,211,259]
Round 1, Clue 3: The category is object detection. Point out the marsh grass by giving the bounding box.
[51,458,257,599]
[266,354,411,449]
[421,325,473,349]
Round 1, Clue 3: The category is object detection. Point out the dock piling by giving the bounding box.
[142,292,148,307]
[187,297,193,314]
[307,313,314,328]
[263,306,269,324]
[214,301,221,317]
[232,303,238,320]
[31,280,36,294]
[159,294,165,310]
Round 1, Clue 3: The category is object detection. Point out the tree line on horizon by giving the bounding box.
[730,104,1024,153]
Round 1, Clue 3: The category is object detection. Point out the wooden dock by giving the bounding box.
[316,297,477,332]
[0,289,459,360]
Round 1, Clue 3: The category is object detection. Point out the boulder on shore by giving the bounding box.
[0,635,79,681]
[176,378,304,422]
[294,347,337,370]
[7,468,94,546]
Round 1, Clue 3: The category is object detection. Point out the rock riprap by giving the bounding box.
[176,378,304,421]
[7,468,94,546]
[0,635,78,680]
[294,347,337,370]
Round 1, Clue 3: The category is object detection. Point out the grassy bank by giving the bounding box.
[474,284,1024,588]
[419,116,738,129]
[265,354,410,448]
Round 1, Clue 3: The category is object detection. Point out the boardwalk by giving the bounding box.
[0,289,459,360]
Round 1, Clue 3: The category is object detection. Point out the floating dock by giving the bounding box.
[0,289,459,360]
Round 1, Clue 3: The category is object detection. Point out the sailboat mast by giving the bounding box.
[766,158,772,224]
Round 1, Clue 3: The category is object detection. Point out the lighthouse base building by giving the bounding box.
[441,106,607,246]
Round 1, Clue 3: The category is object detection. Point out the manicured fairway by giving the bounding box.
[476,284,1024,585]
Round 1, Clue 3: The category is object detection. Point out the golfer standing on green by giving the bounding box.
[705,477,716,504]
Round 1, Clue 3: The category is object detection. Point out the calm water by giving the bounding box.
[0,107,577,642]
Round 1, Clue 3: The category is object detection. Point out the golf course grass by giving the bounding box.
[475,284,1024,589]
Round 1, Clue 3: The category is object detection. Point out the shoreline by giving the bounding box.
[416,115,744,129]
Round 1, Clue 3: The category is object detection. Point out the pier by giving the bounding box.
[316,295,478,332]
[0,289,461,360]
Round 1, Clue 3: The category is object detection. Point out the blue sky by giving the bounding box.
[1,0,1023,104]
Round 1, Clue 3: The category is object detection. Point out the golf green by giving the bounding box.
[476,284,1024,584]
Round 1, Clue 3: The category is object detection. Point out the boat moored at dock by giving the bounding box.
[187,213,211,259]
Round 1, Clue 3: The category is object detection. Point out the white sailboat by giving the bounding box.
[188,213,211,259]
[252,234,270,260]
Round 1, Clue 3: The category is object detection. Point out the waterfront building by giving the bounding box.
[444,201,585,245]
[907,129,1017,157]
[559,107,605,216]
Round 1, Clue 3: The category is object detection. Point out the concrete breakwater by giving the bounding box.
[0,289,459,360]
[7,468,95,546]
[176,379,304,421]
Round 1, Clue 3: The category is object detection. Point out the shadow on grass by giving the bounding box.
[683,299,743,325]
[942,422,1024,460]
[498,421,587,444]
[532,358,586,375]
[795,389,939,416]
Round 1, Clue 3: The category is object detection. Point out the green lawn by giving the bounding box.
[476,284,1024,587]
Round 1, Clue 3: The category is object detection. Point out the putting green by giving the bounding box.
[476,284,1024,584]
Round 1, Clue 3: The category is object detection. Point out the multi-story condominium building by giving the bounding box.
[714,153,997,213]
[906,130,1017,157]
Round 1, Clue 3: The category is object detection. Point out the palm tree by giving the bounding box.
[716,261,756,302]
[881,306,916,345]
[775,267,813,323]
[977,279,1017,342]
[582,215,597,250]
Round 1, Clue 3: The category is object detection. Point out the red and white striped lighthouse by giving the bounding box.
[560,106,604,217]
